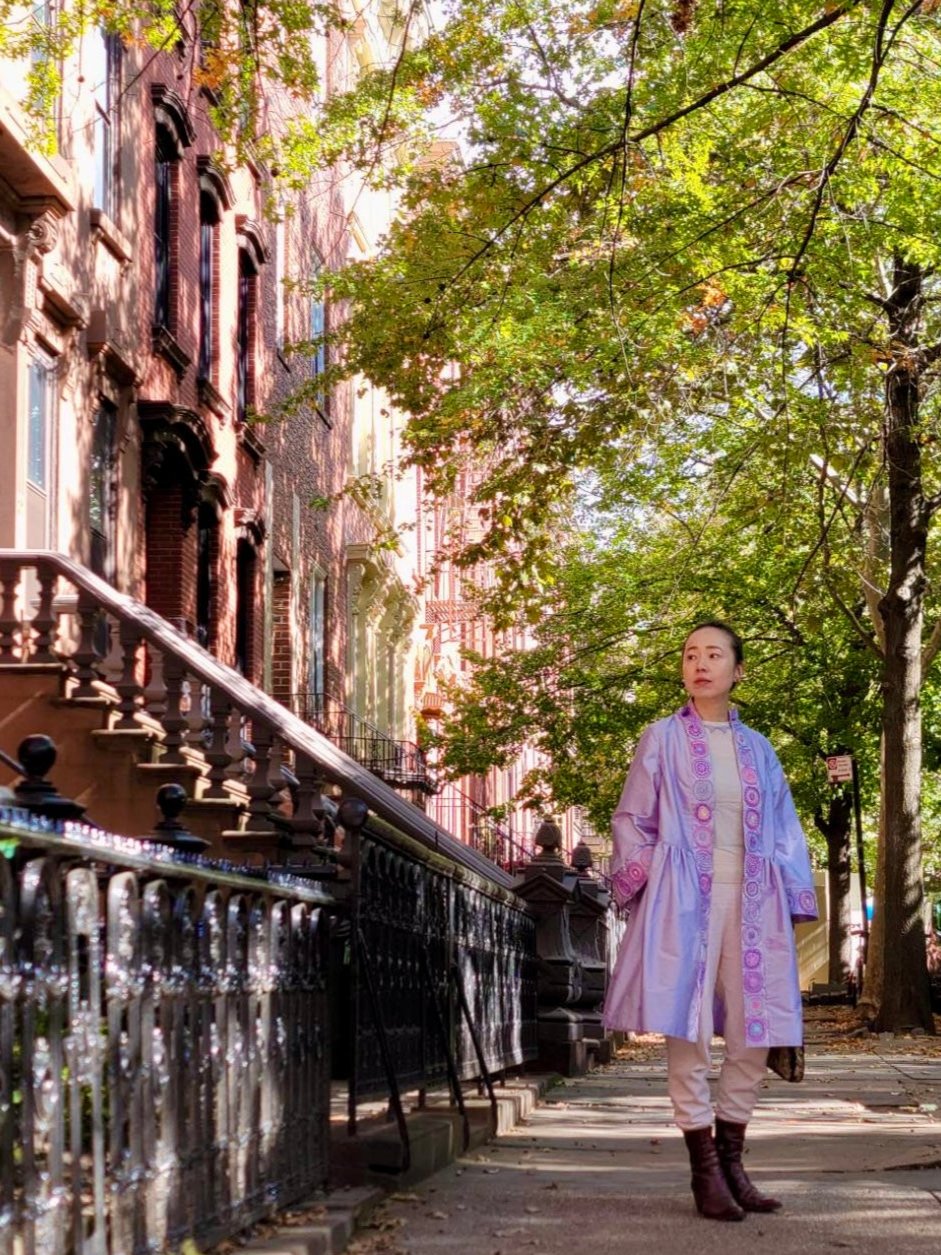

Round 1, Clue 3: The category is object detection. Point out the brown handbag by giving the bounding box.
[766,1044,805,1082]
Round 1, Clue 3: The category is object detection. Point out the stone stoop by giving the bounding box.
[0,664,254,853]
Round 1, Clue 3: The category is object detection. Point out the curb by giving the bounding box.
[330,1074,557,1189]
[236,1186,386,1255]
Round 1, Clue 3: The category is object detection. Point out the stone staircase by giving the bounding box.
[0,550,517,888]
[0,661,260,858]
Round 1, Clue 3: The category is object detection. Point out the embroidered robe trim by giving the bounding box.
[603,704,818,1047]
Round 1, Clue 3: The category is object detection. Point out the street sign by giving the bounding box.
[826,753,854,784]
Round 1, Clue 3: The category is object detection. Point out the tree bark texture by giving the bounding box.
[875,255,935,1034]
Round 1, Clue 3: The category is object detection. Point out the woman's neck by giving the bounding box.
[691,696,731,722]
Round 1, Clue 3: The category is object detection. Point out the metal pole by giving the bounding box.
[851,755,869,957]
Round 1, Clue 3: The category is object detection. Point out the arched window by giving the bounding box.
[235,218,268,423]
[151,85,194,339]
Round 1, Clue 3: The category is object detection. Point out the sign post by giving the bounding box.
[826,752,869,956]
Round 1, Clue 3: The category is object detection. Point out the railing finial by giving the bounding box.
[149,783,209,855]
[14,734,88,823]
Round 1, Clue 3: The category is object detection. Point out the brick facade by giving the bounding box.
[0,7,575,860]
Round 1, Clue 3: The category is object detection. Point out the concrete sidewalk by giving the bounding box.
[352,1044,941,1253]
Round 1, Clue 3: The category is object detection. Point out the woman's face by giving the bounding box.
[682,626,743,705]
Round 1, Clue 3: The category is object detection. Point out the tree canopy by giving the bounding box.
[8,0,940,1027]
[324,0,941,1030]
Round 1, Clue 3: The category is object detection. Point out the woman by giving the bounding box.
[603,621,817,1222]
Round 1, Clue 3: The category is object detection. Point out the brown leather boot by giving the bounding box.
[682,1127,745,1221]
[714,1118,783,1212]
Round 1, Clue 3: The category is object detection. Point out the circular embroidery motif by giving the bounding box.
[695,803,712,822]
[691,741,708,756]
[692,779,714,800]
[744,880,761,899]
[692,825,711,846]
[744,786,760,807]
[746,1018,767,1043]
[743,926,760,946]
[742,768,758,784]
[744,904,760,924]
[695,850,712,872]
[744,971,763,994]
[746,833,760,852]
[698,873,712,894]
[687,721,704,738]
[693,759,711,778]
[744,948,762,969]
[799,890,817,914]
[745,808,760,830]
[745,854,762,877]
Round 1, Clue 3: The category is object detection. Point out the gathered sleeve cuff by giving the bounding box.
[767,745,818,923]
[610,724,661,908]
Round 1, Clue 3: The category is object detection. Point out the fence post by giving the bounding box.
[568,842,614,1066]
[513,818,587,1075]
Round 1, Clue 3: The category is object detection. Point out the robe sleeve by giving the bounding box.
[767,744,819,924]
[609,722,661,908]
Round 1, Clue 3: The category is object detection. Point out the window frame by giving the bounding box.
[90,28,120,219]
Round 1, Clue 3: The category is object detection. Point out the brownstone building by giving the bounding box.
[0,5,577,861]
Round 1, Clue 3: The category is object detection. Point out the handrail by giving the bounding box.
[0,550,515,888]
[428,778,533,873]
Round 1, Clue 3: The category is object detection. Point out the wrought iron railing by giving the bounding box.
[337,803,538,1163]
[291,693,434,793]
[426,780,533,874]
[0,552,542,1188]
[0,806,332,1255]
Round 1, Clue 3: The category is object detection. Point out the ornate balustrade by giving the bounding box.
[0,552,601,1197]
[0,807,332,1255]
[0,550,515,887]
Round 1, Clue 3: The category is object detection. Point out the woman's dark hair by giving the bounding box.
[684,620,744,665]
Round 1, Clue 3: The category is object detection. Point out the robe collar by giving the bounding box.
[679,701,740,724]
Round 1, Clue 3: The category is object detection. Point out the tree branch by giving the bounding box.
[433,0,865,296]
[824,574,885,659]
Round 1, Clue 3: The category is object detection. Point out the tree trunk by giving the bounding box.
[875,255,935,1034]
[814,793,853,984]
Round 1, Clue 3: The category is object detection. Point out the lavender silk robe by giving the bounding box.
[602,704,818,1048]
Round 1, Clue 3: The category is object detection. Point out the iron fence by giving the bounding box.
[346,821,538,1125]
[0,808,332,1255]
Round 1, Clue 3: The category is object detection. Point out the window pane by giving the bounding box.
[275,218,285,349]
[92,108,112,215]
[199,218,213,378]
[89,404,115,534]
[154,147,171,326]
[310,574,326,696]
[27,360,48,489]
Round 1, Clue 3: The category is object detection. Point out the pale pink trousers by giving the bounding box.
[665,868,768,1130]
